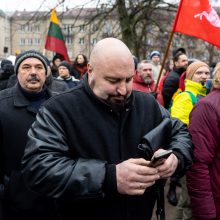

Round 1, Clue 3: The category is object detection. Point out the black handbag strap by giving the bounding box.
[156,183,165,220]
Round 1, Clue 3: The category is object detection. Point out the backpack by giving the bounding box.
[157,71,186,107]
[168,90,197,112]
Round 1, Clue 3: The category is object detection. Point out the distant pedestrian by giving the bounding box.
[57,61,79,88]
[72,54,88,79]
[133,60,156,94]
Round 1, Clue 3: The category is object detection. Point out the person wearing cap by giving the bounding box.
[43,56,69,93]
[7,56,69,94]
[57,61,79,88]
[170,61,210,219]
[171,60,210,125]
[51,53,62,77]
[0,59,14,91]
[150,50,162,83]
[0,50,58,220]
[186,65,220,219]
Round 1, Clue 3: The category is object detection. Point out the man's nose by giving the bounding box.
[117,81,127,95]
[30,67,37,74]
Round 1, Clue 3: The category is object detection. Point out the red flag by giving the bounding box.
[173,0,220,48]
[45,9,70,62]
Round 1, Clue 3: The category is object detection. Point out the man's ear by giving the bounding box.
[87,63,93,74]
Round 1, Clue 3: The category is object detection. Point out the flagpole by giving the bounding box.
[154,30,175,93]
[154,0,184,93]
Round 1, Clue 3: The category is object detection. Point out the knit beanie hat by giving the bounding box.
[52,53,63,64]
[186,61,209,80]
[14,50,48,75]
[1,59,12,69]
[59,61,71,72]
[150,50,160,59]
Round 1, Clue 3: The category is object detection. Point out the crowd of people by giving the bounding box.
[0,37,219,220]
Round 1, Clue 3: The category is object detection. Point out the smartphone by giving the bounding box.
[148,150,173,167]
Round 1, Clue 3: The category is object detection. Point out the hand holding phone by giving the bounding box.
[148,150,173,167]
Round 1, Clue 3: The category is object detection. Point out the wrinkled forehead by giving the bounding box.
[142,63,152,68]
[19,57,45,66]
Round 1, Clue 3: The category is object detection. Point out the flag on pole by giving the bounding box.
[172,0,220,49]
[45,9,70,62]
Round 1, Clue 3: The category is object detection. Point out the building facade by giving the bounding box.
[1,8,119,62]
[0,7,220,64]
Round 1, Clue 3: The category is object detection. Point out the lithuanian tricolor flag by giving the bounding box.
[45,9,70,62]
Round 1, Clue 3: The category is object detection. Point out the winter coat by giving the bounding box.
[187,89,220,220]
[0,84,58,220]
[46,74,69,93]
[171,80,207,125]
[132,74,156,93]
[22,75,193,220]
[57,75,79,88]
[162,67,185,109]
[0,66,14,91]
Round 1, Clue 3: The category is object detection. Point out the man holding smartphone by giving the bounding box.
[21,38,193,220]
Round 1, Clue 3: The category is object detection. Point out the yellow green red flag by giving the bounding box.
[45,9,70,62]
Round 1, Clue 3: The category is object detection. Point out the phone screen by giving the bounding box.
[148,150,173,167]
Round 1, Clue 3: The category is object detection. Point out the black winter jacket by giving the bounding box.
[22,76,193,220]
[162,67,185,109]
[0,84,58,220]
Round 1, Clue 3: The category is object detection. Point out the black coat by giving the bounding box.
[22,76,193,220]
[0,84,58,220]
[162,67,185,109]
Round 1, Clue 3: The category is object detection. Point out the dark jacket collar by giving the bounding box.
[12,83,52,113]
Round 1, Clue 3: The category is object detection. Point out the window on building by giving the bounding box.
[79,25,85,32]
[146,39,152,46]
[92,24,98,32]
[33,25,40,32]
[27,38,33,45]
[34,38,40,45]
[21,25,33,32]
[63,24,73,34]
[20,38,26,45]
[79,38,84,45]
[91,38,97,45]
[65,36,73,45]
[21,25,25,32]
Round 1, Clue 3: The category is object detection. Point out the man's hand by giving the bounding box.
[152,149,178,178]
[116,158,160,195]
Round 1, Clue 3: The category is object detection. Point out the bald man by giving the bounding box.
[21,38,193,220]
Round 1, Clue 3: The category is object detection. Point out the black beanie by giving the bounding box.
[14,50,48,75]
[1,59,12,69]
[59,61,71,72]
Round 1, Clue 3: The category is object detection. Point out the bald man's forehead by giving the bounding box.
[90,38,132,61]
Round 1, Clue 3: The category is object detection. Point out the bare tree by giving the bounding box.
[70,0,177,58]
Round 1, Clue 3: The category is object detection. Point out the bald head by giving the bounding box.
[89,38,134,72]
[87,38,135,106]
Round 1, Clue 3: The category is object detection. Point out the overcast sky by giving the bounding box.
[1,0,219,12]
[0,0,110,12]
